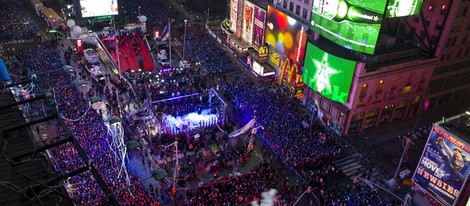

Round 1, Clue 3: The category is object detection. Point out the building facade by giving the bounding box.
[272,0,312,24]
[406,0,470,111]
[304,50,438,135]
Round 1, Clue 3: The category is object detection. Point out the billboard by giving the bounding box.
[310,0,387,54]
[252,6,266,50]
[302,43,356,103]
[230,0,239,33]
[412,126,470,206]
[242,2,255,44]
[385,0,424,18]
[79,0,118,18]
[265,6,307,64]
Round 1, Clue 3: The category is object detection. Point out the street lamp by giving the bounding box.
[183,19,188,61]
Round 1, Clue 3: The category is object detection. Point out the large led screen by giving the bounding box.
[385,0,424,18]
[230,0,239,32]
[412,126,470,206]
[310,0,387,54]
[302,43,356,103]
[265,6,307,64]
[252,6,266,50]
[80,0,118,18]
[242,2,254,44]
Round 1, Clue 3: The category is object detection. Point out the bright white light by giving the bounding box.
[287,16,297,26]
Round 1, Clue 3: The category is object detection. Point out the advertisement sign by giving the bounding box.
[79,0,118,18]
[268,49,281,67]
[259,46,269,60]
[230,0,239,33]
[385,0,424,18]
[302,43,356,103]
[252,6,266,50]
[310,0,387,54]
[265,6,307,64]
[76,39,84,56]
[252,61,263,76]
[281,58,300,84]
[412,126,470,206]
[242,2,255,44]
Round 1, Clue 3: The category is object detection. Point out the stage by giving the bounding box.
[161,109,218,135]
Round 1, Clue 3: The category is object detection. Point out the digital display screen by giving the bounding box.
[79,0,118,18]
[265,6,307,64]
[302,43,356,103]
[230,0,239,32]
[385,0,423,18]
[412,126,470,206]
[252,6,266,50]
[242,2,254,44]
[310,0,387,54]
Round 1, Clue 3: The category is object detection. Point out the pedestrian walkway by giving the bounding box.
[333,153,384,183]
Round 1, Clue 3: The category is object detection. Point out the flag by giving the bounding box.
[161,21,170,41]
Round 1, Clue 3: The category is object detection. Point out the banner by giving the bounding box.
[413,126,470,206]
[252,6,266,50]
[242,2,254,44]
[230,0,239,33]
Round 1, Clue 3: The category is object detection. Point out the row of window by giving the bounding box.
[278,0,309,20]
[441,47,470,60]
[357,75,426,107]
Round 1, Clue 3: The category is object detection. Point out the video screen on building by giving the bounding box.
[412,126,470,206]
[252,6,266,50]
[302,43,356,103]
[265,6,307,64]
[79,0,119,18]
[242,2,255,44]
[310,0,387,54]
[385,0,424,18]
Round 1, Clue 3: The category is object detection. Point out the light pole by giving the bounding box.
[183,19,187,61]
[138,6,141,16]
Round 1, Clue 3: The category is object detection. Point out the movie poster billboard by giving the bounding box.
[252,6,266,50]
[412,126,470,206]
[265,6,307,64]
[242,2,254,44]
[230,0,239,33]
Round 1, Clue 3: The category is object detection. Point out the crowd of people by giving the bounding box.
[186,32,238,77]
[10,45,158,205]
[0,0,38,42]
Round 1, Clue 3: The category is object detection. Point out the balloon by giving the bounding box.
[72,26,81,35]
[138,15,147,23]
[66,19,75,28]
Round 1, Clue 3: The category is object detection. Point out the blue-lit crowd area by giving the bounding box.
[0,1,39,43]
[0,0,404,205]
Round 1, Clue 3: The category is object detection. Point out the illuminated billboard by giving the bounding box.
[385,0,423,18]
[412,126,470,206]
[230,0,239,33]
[79,0,118,18]
[242,2,254,44]
[310,0,387,54]
[252,6,266,50]
[265,6,307,64]
[302,43,356,103]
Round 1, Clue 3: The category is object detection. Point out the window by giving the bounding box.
[465,47,470,56]
[463,7,468,17]
[452,37,457,46]
[360,83,368,98]
[462,34,468,44]
[367,108,379,118]
[440,4,448,15]
[302,8,308,19]
[289,2,294,12]
[296,5,300,15]
[435,21,443,30]
[304,0,309,4]
[457,48,463,57]
[389,77,399,98]
[277,0,282,6]
[402,85,412,95]
[431,35,439,44]
[376,80,384,94]
[283,0,287,8]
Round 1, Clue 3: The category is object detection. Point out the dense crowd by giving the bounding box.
[0,1,38,42]
[11,46,157,205]
[186,32,238,76]
[186,162,302,205]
